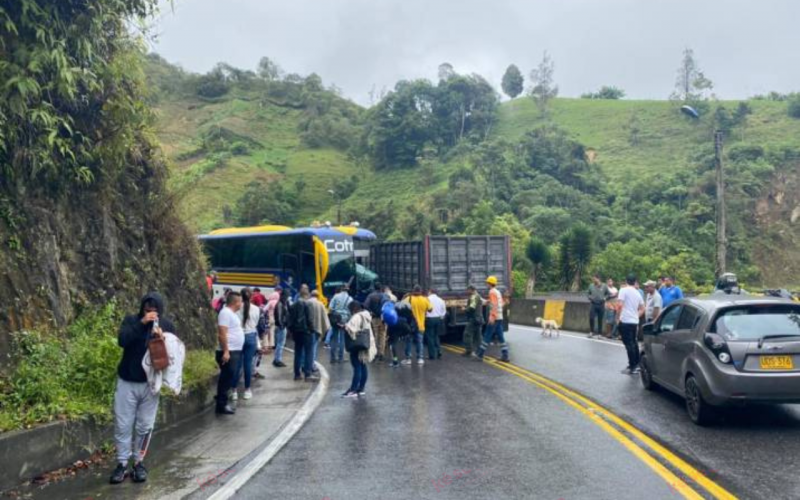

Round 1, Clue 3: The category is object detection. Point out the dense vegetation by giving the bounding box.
[0,1,216,431]
[147,53,800,293]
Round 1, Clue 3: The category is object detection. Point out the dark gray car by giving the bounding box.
[640,295,800,425]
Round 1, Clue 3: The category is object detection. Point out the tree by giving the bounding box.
[525,237,552,297]
[581,86,625,100]
[671,48,713,104]
[501,64,524,99]
[257,57,283,81]
[558,225,593,291]
[234,181,297,226]
[438,63,456,82]
[788,95,800,119]
[529,52,558,116]
[195,68,230,98]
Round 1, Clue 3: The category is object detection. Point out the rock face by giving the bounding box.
[0,166,215,372]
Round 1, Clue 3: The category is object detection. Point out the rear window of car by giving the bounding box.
[711,304,800,341]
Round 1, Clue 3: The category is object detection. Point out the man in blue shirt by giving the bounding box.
[659,276,684,308]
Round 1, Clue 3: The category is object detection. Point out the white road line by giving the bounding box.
[510,324,625,349]
[207,355,329,500]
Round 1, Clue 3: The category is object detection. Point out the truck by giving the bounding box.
[369,235,512,332]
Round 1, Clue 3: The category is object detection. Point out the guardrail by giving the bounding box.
[511,297,592,333]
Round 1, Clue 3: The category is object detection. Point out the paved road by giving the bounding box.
[231,323,800,500]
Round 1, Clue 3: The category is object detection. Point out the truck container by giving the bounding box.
[369,235,512,330]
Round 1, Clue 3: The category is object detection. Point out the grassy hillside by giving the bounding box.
[149,56,800,286]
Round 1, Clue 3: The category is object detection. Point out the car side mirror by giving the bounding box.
[642,323,657,336]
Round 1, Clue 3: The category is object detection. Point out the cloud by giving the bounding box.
[151,0,800,105]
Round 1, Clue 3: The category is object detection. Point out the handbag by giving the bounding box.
[148,334,170,371]
[345,328,370,352]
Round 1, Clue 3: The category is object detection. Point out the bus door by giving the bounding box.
[280,253,299,296]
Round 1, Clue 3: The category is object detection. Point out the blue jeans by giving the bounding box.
[349,353,368,392]
[274,327,287,363]
[478,322,509,358]
[311,333,319,363]
[404,332,424,359]
[235,332,258,390]
[293,332,315,377]
[324,328,333,344]
[329,327,345,362]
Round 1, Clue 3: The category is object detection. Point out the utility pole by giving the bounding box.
[714,130,726,277]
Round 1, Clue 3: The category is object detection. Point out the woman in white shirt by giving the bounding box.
[341,301,376,398]
[235,288,262,400]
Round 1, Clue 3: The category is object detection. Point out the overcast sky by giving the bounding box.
[150,0,800,105]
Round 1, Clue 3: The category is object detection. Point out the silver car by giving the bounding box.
[640,295,800,425]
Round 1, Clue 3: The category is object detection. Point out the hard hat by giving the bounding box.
[486,276,498,286]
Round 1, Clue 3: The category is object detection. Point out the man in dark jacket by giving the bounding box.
[110,292,176,485]
[289,285,317,382]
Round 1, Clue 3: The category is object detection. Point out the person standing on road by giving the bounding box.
[289,285,318,382]
[271,289,289,368]
[404,285,432,365]
[364,283,388,361]
[617,275,645,375]
[387,301,414,367]
[110,292,176,485]
[463,285,484,358]
[659,276,684,309]
[265,286,282,351]
[477,276,510,362]
[425,289,446,360]
[234,288,261,401]
[644,280,663,323]
[308,290,331,368]
[587,274,609,339]
[328,285,353,363]
[216,291,244,415]
[604,279,620,339]
[342,301,376,398]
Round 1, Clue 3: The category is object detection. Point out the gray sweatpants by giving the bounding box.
[114,378,160,464]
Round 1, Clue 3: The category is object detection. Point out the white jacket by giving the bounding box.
[142,332,186,395]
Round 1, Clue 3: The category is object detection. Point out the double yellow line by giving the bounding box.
[442,344,737,500]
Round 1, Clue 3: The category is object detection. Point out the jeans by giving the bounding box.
[404,331,424,359]
[293,332,315,378]
[478,322,509,359]
[589,302,605,335]
[274,327,287,363]
[619,323,640,369]
[425,317,443,358]
[329,327,345,362]
[236,332,258,390]
[324,328,333,344]
[349,353,368,392]
[113,378,159,464]
[215,350,242,409]
[311,333,319,363]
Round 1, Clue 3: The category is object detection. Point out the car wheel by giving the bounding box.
[685,375,715,426]
[639,355,657,391]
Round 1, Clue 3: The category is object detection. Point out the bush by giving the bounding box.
[788,96,800,119]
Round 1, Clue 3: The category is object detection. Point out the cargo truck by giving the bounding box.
[369,235,512,332]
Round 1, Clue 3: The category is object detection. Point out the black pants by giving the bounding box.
[215,350,242,409]
[589,302,605,335]
[619,323,640,369]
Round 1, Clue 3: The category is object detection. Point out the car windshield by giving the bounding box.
[711,305,800,341]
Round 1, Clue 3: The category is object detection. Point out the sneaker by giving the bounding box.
[621,367,634,374]
[500,356,510,363]
[377,354,384,362]
[401,359,412,365]
[254,372,266,379]
[463,350,472,357]
[323,344,331,349]
[390,360,400,368]
[341,390,358,398]
[588,334,594,339]
[630,366,641,374]
[357,391,366,397]
[437,353,442,359]
[230,391,238,401]
[243,389,253,400]
[294,375,302,381]
[109,462,127,484]
[132,462,148,483]
[215,405,236,415]
[274,361,287,368]
[418,358,425,365]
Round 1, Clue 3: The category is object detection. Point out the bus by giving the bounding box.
[200,225,378,305]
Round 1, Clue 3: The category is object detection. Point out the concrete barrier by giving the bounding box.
[511,296,592,333]
[0,376,216,493]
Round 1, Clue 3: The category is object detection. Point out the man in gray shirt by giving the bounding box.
[587,274,609,339]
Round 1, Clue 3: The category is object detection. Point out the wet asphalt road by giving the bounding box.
[236,325,767,500]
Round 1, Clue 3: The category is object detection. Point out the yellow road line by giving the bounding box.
[442,345,737,500]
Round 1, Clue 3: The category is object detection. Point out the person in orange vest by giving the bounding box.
[477,276,509,362]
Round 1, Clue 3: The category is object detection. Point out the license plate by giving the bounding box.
[759,355,794,370]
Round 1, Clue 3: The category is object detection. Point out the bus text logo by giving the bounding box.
[324,239,354,253]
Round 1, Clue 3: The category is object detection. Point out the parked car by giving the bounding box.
[639,295,800,425]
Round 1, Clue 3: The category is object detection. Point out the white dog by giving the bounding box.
[535,317,560,338]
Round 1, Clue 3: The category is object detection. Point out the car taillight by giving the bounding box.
[703,333,732,364]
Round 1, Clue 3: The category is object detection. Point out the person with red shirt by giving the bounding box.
[251,288,267,308]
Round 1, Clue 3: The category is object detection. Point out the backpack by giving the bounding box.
[256,307,269,335]
[381,301,398,326]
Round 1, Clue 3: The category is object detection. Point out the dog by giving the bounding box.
[535,317,560,338]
